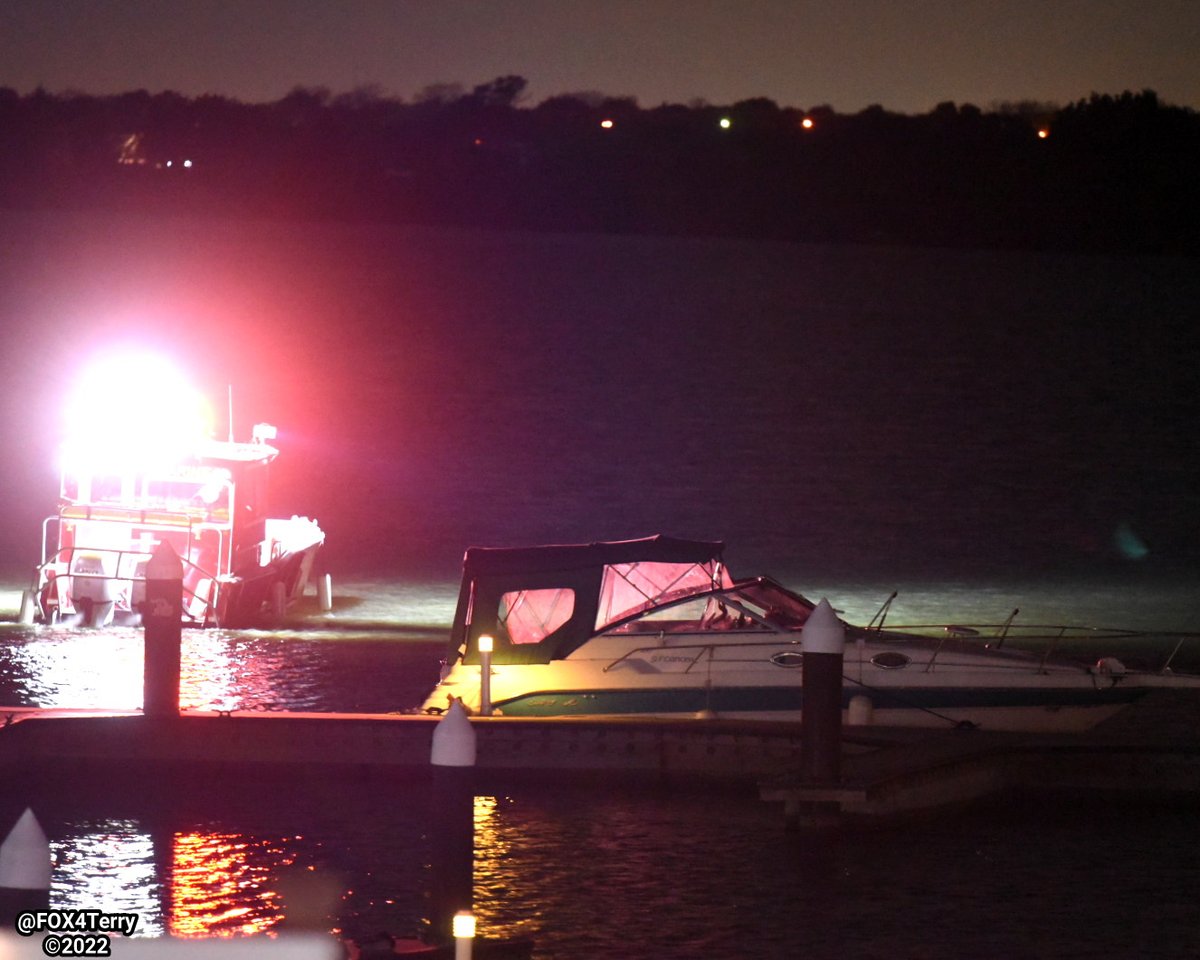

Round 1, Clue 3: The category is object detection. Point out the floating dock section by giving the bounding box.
[2,691,1199,820]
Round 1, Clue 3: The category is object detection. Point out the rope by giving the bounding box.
[842,673,979,729]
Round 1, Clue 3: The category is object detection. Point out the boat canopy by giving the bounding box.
[451,536,731,665]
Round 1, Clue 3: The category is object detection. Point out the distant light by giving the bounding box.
[718,117,732,130]
[453,910,476,940]
[165,161,172,168]
[600,119,614,129]
[478,634,494,653]
[801,117,815,130]
[1037,128,1050,139]
[473,137,484,146]
[183,159,193,168]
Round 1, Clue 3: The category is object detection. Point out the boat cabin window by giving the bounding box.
[142,476,231,518]
[498,588,575,645]
[60,467,232,521]
[88,473,128,503]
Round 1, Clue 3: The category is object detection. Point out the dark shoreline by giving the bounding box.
[2,86,1196,257]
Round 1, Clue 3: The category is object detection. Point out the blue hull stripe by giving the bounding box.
[493,685,1148,717]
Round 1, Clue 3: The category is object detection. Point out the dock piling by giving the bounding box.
[0,808,51,926]
[143,542,183,719]
[429,701,476,945]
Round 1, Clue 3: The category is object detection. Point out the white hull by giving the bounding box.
[425,632,1184,732]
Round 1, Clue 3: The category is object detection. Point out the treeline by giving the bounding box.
[1,78,1196,254]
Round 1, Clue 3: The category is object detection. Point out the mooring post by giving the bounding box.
[429,701,476,945]
[143,541,183,718]
[0,808,51,927]
[800,598,845,785]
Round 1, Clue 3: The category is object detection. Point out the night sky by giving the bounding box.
[1,0,1197,114]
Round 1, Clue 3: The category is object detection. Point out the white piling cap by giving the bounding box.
[430,700,477,767]
[801,598,846,654]
[146,540,184,581]
[0,808,52,891]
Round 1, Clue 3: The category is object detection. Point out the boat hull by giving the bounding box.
[424,636,1182,732]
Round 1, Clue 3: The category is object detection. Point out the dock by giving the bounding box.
[3,690,1199,820]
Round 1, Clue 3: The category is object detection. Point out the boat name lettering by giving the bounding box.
[650,654,696,663]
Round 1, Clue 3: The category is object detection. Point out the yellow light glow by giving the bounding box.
[801,117,815,130]
[1037,128,1050,139]
[453,911,476,939]
[600,119,614,129]
[478,634,494,653]
[719,117,732,129]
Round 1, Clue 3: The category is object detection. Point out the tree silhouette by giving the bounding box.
[0,82,1194,253]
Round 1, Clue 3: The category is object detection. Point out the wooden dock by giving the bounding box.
[763,688,1200,822]
[2,691,1198,819]
[0,707,807,783]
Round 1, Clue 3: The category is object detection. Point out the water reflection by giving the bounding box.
[25,783,1200,958]
[472,795,535,940]
[2,629,144,709]
[0,623,443,714]
[52,820,164,936]
[51,819,344,939]
[169,831,288,937]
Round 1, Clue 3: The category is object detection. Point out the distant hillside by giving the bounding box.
[1,81,1196,255]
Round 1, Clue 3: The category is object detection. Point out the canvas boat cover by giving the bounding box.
[450,536,732,664]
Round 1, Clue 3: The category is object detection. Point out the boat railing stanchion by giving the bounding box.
[926,634,949,673]
[478,634,493,716]
[992,608,1019,649]
[1038,628,1065,674]
[1161,636,1188,673]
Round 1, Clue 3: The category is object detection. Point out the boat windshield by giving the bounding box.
[595,559,731,632]
[60,467,232,521]
[602,577,815,635]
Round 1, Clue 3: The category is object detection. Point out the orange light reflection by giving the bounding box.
[470,796,537,942]
[169,831,289,937]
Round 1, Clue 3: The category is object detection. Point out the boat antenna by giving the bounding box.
[227,384,234,442]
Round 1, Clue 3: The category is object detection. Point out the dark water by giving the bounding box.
[6,774,1200,959]
[1,211,1198,954]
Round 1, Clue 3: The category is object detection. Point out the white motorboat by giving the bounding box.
[421,536,1200,731]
